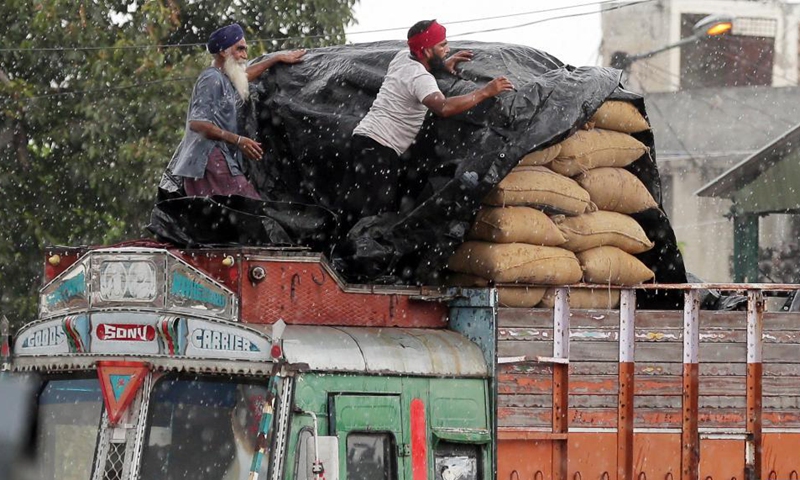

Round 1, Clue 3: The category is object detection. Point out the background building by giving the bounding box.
[602,0,800,282]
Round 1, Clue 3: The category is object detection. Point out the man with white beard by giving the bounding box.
[159,23,305,198]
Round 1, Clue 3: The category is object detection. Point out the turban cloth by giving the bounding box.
[207,23,245,54]
[407,21,447,59]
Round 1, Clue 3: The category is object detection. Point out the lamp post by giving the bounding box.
[610,14,734,71]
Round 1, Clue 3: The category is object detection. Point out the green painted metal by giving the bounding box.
[286,372,492,480]
[731,148,800,215]
[448,287,497,480]
[733,213,760,282]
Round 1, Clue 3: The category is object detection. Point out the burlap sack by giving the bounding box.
[575,167,658,214]
[468,207,567,245]
[539,287,621,309]
[443,272,546,308]
[483,166,595,216]
[577,246,655,286]
[447,241,583,284]
[497,286,547,308]
[549,129,648,177]
[519,144,562,166]
[590,100,650,133]
[554,211,654,254]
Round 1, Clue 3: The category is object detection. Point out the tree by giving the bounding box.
[0,0,357,330]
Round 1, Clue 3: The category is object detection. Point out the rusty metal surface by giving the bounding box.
[239,257,448,327]
[268,325,489,377]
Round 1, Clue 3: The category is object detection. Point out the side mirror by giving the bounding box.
[298,435,339,480]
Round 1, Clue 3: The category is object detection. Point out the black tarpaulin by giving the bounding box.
[149,41,687,308]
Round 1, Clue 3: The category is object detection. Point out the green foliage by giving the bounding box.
[0,0,357,330]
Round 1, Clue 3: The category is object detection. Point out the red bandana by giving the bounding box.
[407,21,447,60]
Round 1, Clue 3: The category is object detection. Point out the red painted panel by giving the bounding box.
[239,260,447,327]
[410,398,427,480]
[763,433,800,478]
[699,440,744,480]
[633,433,681,479]
[498,439,552,480]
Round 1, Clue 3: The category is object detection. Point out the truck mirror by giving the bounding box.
[298,435,339,480]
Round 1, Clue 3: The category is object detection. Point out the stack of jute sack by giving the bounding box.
[447,100,658,309]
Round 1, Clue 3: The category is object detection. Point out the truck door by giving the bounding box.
[332,394,406,480]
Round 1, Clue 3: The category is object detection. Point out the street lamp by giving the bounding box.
[610,14,734,70]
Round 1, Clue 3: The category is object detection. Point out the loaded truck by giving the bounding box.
[5,242,800,480]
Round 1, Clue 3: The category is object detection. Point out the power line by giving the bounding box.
[1,0,648,53]
[1,77,193,103]
[450,0,656,37]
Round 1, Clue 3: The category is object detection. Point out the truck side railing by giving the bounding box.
[453,283,800,480]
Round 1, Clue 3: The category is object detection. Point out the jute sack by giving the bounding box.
[519,143,562,166]
[497,286,547,308]
[483,166,595,216]
[468,207,567,245]
[590,100,649,134]
[577,246,655,285]
[549,129,648,177]
[575,167,658,214]
[447,241,583,284]
[554,211,654,254]
[443,272,546,308]
[539,287,621,309]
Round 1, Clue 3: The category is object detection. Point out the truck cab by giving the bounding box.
[7,245,492,480]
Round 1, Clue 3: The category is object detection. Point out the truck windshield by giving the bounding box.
[140,375,270,480]
[32,378,104,480]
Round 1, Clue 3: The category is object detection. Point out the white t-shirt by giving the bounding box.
[353,50,442,156]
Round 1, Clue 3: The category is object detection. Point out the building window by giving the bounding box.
[680,13,775,89]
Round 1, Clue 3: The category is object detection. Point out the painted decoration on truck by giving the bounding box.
[166,259,236,321]
[15,318,70,354]
[89,253,166,309]
[185,319,269,361]
[157,316,188,356]
[91,312,160,355]
[97,360,149,425]
[39,265,88,317]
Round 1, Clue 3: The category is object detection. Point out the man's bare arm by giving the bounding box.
[189,121,263,160]
[422,76,514,118]
[246,50,306,81]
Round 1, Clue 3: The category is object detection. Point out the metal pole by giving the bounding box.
[681,290,700,480]
[553,287,570,480]
[617,289,636,480]
[745,290,764,480]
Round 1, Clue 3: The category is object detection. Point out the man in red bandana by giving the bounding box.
[340,20,514,223]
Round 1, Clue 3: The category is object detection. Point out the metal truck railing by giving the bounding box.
[487,283,800,480]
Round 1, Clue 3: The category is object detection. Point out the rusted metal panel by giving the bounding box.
[567,433,616,480]
[699,440,747,480]
[239,257,447,327]
[276,325,488,376]
[497,439,552,480]
[762,433,800,478]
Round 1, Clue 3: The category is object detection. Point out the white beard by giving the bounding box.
[223,55,250,101]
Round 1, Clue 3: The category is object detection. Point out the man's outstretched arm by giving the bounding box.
[422,76,514,118]
[246,50,306,81]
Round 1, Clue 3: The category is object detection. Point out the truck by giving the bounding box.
[4,242,800,480]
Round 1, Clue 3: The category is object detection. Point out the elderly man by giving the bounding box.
[338,19,514,222]
[159,23,305,198]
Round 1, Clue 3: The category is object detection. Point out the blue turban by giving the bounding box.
[207,23,244,54]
